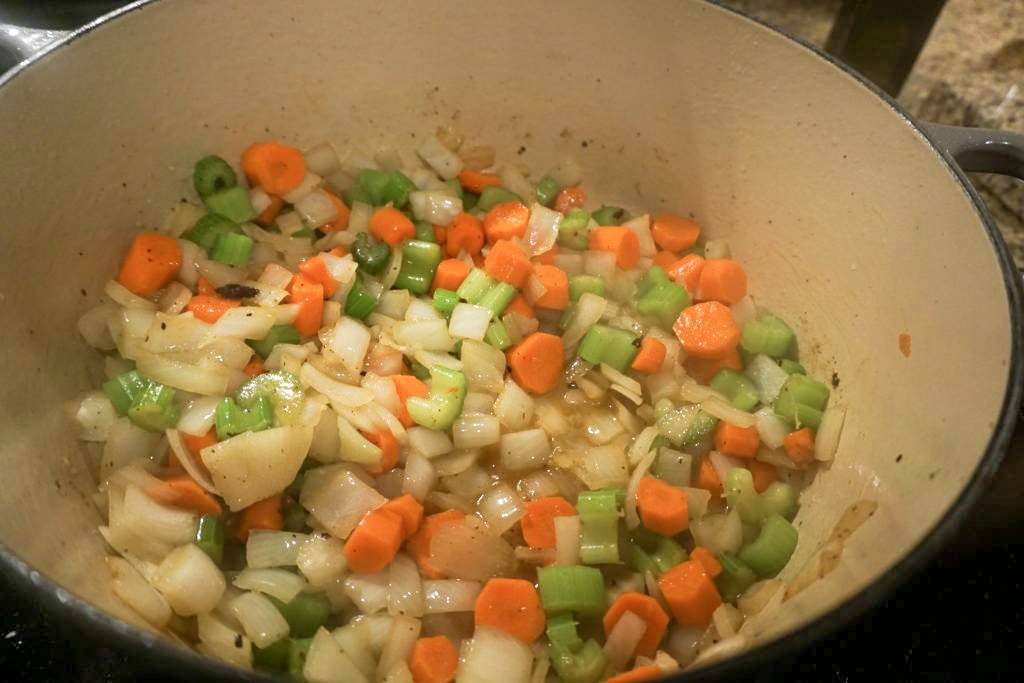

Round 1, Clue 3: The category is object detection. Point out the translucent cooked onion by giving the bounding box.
[700,396,757,429]
[201,425,313,511]
[753,407,791,449]
[153,543,226,616]
[603,609,647,672]
[105,279,158,311]
[461,340,506,393]
[409,190,462,225]
[78,303,119,350]
[281,170,324,204]
[690,509,743,555]
[499,429,550,472]
[301,465,387,539]
[402,451,436,501]
[106,556,172,627]
[344,571,390,615]
[327,317,372,372]
[377,615,422,683]
[229,591,291,648]
[304,141,341,176]
[303,627,368,683]
[622,214,656,258]
[407,426,454,459]
[165,429,219,494]
[477,482,527,534]
[296,533,347,587]
[453,412,501,449]
[744,354,789,405]
[449,303,492,341]
[209,306,277,340]
[494,378,534,431]
[624,447,658,529]
[523,203,561,257]
[422,579,481,614]
[417,135,463,179]
[75,391,117,442]
[430,516,514,580]
[815,404,846,461]
[176,396,222,436]
[300,363,374,408]
[295,189,339,229]
[245,530,308,569]
[121,484,197,546]
[234,567,307,603]
[459,626,533,683]
[583,250,617,281]
[561,292,607,349]
[516,470,560,501]
[387,553,424,618]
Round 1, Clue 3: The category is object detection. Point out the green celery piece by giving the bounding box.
[545,613,583,652]
[406,365,466,430]
[568,274,605,302]
[716,552,758,602]
[381,170,418,208]
[127,380,179,432]
[536,565,607,615]
[738,514,798,577]
[760,481,798,521]
[650,536,688,574]
[444,178,464,200]
[774,374,829,429]
[252,638,291,672]
[549,640,607,683]
[484,319,513,350]
[779,359,806,375]
[236,370,304,425]
[723,468,764,525]
[351,232,390,275]
[740,313,795,358]
[214,396,273,440]
[535,175,561,207]
[393,240,442,294]
[629,544,658,576]
[248,324,301,359]
[682,410,718,448]
[476,185,523,212]
[209,231,253,267]
[477,281,517,318]
[185,214,241,253]
[636,265,670,297]
[409,360,431,381]
[103,370,149,416]
[194,514,224,565]
[591,205,630,226]
[193,155,236,198]
[456,268,497,304]
[558,209,591,250]
[203,185,257,223]
[268,593,331,639]
[432,288,460,317]
[344,278,379,320]
[709,368,760,412]
[414,219,437,243]
[652,447,693,487]
[287,637,313,681]
[636,281,690,329]
[342,184,374,208]
[577,324,640,373]
[577,488,623,565]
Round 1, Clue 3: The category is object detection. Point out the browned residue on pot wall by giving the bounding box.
[898,332,912,357]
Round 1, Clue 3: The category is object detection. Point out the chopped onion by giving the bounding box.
[441,465,492,500]
[463,391,496,414]
[461,340,506,393]
[690,509,743,555]
[431,517,515,581]
[583,250,617,281]
[365,343,406,377]
[304,627,369,683]
[405,298,442,321]
[300,363,374,408]
[133,351,233,396]
[449,303,492,341]
[627,426,660,467]
[196,613,253,669]
[497,165,534,203]
[394,319,455,352]
[533,398,570,437]
[301,465,387,539]
[499,429,550,472]
[153,543,226,616]
[700,396,757,428]
[494,379,534,431]
[522,203,561,257]
[175,396,221,437]
[201,425,313,511]
[230,591,291,648]
[664,624,703,669]
[622,214,655,257]
[624,448,659,529]
[457,626,533,683]
[75,391,117,442]
[409,190,462,225]
[453,412,501,449]
[477,482,527,534]
[403,451,437,501]
[388,553,424,618]
[100,418,163,480]
[553,515,581,567]
[344,571,390,615]
[165,429,219,494]
[324,316,372,372]
[551,252,584,275]
[432,449,479,478]
[815,404,846,461]
[708,450,747,484]
[516,470,560,500]
[377,289,411,320]
[234,567,307,603]
[245,530,308,569]
[105,279,158,310]
[552,441,629,490]
[282,171,324,204]
[78,303,119,350]
[297,533,348,587]
[378,615,422,683]
[583,409,624,446]
[295,189,339,229]
[106,556,171,627]
[711,603,744,640]
[561,292,607,349]
[744,354,789,405]
[422,580,481,614]
[121,484,197,546]
[349,201,374,233]
[304,141,341,176]
[603,610,647,672]
[753,407,791,449]
[332,621,377,679]
[407,426,454,459]
[417,136,463,179]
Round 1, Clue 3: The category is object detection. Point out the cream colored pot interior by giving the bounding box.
[0,0,1015,674]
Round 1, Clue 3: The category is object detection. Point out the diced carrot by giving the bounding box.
[187,294,240,323]
[712,422,760,459]
[652,250,679,271]
[254,194,285,227]
[746,459,778,493]
[434,225,447,246]
[603,592,670,659]
[689,547,723,578]
[604,665,664,683]
[554,187,586,214]
[528,264,570,310]
[156,473,222,516]
[520,497,576,549]
[507,332,564,395]
[483,201,530,244]
[431,258,472,294]
[183,429,218,457]
[243,355,266,378]
[379,494,424,539]
[327,246,348,257]
[445,212,486,257]
[589,226,640,270]
[505,295,536,319]
[536,243,560,266]
[299,255,338,298]
[196,276,217,296]
[695,454,723,499]
[117,232,182,296]
[657,559,722,628]
[370,206,416,249]
[409,636,459,683]
[457,170,501,194]
[667,253,705,296]
[474,578,546,644]
[407,510,465,579]
[684,348,743,385]
[651,214,701,253]
[320,186,351,233]
[344,508,404,574]
[698,259,747,306]
[472,253,485,268]
[285,272,325,337]
[636,476,689,536]
[673,301,740,359]
[236,493,283,542]
[391,375,430,428]
[362,429,400,476]
[630,337,667,374]
[783,427,817,465]
[483,239,533,289]
[241,142,306,195]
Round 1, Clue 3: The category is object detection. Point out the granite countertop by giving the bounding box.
[1,1,1023,681]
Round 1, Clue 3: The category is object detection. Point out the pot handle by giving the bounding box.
[921,122,1024,181]
[0,22,69,69]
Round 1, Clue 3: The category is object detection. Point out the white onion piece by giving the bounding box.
[553,515,582,567]
[624,448,659,529]
[516,470,560,500]
[344,571,390,615]
[403,451,437,502]
[200,426,313,511]
[104,279,158,310]
[622,214,656,257]
[561,292,607,349]
[394,319,454,352]
[753,407,791,449]
[305,142,341,177]
[815,404,846,461]
[304,627,370,683]
[431,517,515,581]
[603,610,647,673]
[712,603,744,640]
[461,340,506,394]
[523,203,562,257]
[690,510,743,555]
[297,533,347,587]
[100,419,164,480]
[744,354,789,405]
[348,201,374,234]
[230,591,291,648]
[583,250,617,281]
[440,465,492,500]
[332,621,377,680]
[453,412,501,449]
[627,426,660,467]
[493,379,534,431]
[175,395,222,437]
[387,553,424,618]
[457,626,533,683]
[417,136,463,179]
[377,289,411,320]
[700,396,757,428]
[551,252,584,275]
[584,410,624,446]
[234,568,307,603]
[121,484,197,546]
[245,530,308,569]
[708,450,747,485]
[497,165,534,203]
[422,579,481,614]
[499,429,550,472]
[282,171,324,204]
[133,351,233,397]
[432,449,479,478]
[106,556,172,627]
[378,616,422,683]
[325,316,372,373]
[78,303,119,350]
[294,189,337,229]
[300,363,375,408]
[449,303,492,341]
[409,190,462,225]
[75,391,117,442]
[165,429,219,494]
[153,543,226,616]
[302,465,386,539]
[477,482,527,534]
[407,426,454,460]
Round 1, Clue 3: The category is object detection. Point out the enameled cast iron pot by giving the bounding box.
[0,1,1022,680]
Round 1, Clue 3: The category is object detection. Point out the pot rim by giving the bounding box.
[0,1,1020,680]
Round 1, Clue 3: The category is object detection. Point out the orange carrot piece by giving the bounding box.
[698,259,748,306]
[362,429,400,476]
[652,250,679,271]
[157,473,222,516]
[409,636,459,683]
[241,142,306,195]
[117,232,182,296]
[243,355,266,378]
[175,429,217,476]
[507,332,564,395]
[446,212,486,257]
[746,459,778,493]
[327,246,348,258]
[457,170,502,194]
[695,454,723,499]
[299,255,338,298]
[589,226,640,270]
[474,577,546,644]
[554,187,586,214]
[651,214,701,252]
[370,206,416,249]
[254,194,285,227]
[783,427,817,465]
[690,547,723,578]
[434,225,447,246]
[432,258,472,294]
[344,508,404,574]
[483,239,533,289]
[667,253,705,296]
[236,493,283,542]
[630,337,667,374]
[320,186,351,233]
[529,264,570,310]
[285,273,325,337]
[505,295,536,319]
[196,276,217,297]
[407,510,465,579]
[712,422,760,459]
[536,243,560,266]
[391,375,430,428]
[684,348,743,385]
[673,301,740,359]
[657,559,722,628]
[483,201,530,244]
[378,494,424,539]
[603,592,670,659]
[636,476,689,536]
[187,294,241,323]
[604,665,664,683]
[520,497,576,549]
